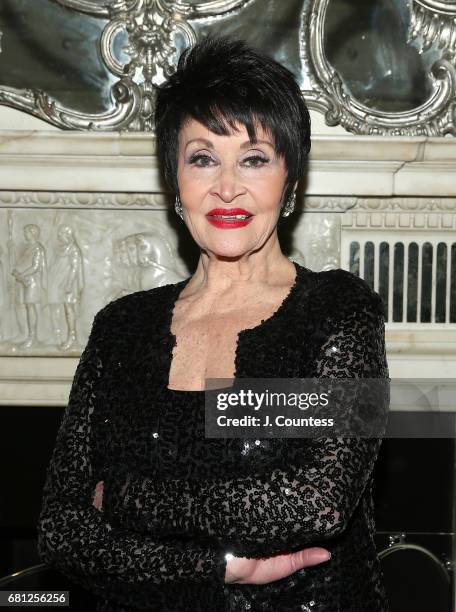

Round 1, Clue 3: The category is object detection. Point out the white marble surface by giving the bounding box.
[0,131,454,196]
[0,130,455,404]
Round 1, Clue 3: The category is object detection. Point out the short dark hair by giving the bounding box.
[154,35,311,206]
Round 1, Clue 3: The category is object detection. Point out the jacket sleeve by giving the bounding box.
[36,306,228,609]
[103,296,390,558]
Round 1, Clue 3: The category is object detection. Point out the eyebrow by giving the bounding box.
[185,138,274,150]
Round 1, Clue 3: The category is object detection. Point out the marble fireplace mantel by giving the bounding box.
[0,131,455,406]
[0,131,454,196]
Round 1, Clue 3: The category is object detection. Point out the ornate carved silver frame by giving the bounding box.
[0,0,251,131]
[301,0,456,135]
[0,0,455,135]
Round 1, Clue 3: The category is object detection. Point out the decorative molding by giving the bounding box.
[411,0,456,52]
[0,191,167,210]
[348,196,456,213]
[303,197,357,212]
[341,208,456,230]
[306,196,456,214]
[301,0,456,136]
[4,193,456,216]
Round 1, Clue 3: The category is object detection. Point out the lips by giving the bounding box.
[206,207,253,229]
[207,208,253,219]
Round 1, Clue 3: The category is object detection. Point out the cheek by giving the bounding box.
[177,167,206,203]
[177,163,210,187]
[179,178,208,207]
[250,172,287,206]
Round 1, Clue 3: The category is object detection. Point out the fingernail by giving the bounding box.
[317,551,331,562]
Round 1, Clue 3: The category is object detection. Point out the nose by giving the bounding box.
[210,162,246,203]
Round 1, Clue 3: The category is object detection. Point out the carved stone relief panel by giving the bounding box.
[1,191,454,358]
[0,193,342,356]
[0,206,188,356]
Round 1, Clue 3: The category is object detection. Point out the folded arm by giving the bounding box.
[104,300,390,558]
[37,307,227,610]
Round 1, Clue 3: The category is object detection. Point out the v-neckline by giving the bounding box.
[163,259,305,394]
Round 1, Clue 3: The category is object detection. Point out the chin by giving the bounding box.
[207,245,253,259]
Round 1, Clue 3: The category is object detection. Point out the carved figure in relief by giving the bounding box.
[110,232,182,300]
[48,225,84,351]
[11,224,48,348]
[137,232,185,285]
[111,237,138,298]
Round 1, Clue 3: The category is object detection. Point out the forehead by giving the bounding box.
[178,117,274,149]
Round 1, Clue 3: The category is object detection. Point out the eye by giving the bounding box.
[242,155,270,168]
[189,153,216,167]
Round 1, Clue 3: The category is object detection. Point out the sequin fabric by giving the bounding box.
[37,261,391,611]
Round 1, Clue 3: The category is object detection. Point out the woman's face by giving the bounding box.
[176,117,295,259]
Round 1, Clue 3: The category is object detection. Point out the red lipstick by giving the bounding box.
[206,207,254,229]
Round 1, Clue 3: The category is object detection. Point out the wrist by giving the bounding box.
[223,552,239,584]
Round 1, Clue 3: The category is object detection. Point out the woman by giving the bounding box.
[37,36,390,611]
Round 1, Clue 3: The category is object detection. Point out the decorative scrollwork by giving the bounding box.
[0,0,454,134]
[411,0,456,52]
[0,78,141,130]
[100,0,198,130]
[301,0,456,136]
[95,0,251,128]
[414,0,456,14]
[0,0,250,131]
[52,0,111,17]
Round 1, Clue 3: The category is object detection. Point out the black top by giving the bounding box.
[37,260,391,612]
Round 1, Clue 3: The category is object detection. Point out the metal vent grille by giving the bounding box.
[348,239,456,324]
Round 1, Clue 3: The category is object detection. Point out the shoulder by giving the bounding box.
[90,281,179,331]
[312,268,385,320]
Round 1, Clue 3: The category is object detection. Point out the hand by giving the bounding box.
[93,480,104,511]
[224,548,331,585]
[93,477,332,584]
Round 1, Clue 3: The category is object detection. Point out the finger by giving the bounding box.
[296,548,331,568]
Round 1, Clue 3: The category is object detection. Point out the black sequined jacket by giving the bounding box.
[37,260,391,612]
